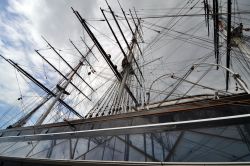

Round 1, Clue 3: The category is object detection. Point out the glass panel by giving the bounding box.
[181,131,223,162]
[153,133,164,161]
[129,146,145,161]
[85,145,104,160]
[172,130,250,162]
[2,141,36,157]
[102,136,116,160]
[50,139,70,159]
[221,142,250,160]
[129,134,145,161]
[129,134,144,151]
[0,123,249,162]
[240,154,250,161]
[30,150,49,158]
[162,131,179,160]
[194,126,242,140]
[73,138,89,159]
[1,142,27,155]
[113,136,125,161]
[164,132,185,162]
[89,137,98,149]
[0,142,15,154]
[27,140,51,158]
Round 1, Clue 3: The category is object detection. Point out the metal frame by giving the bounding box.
[1,113,250,142]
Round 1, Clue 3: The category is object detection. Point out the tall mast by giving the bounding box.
[35,59,84,125]
[101,5,143,85]
[226,0,232,91]
[115,14,142,107]
[69,39,96,72]
[103,2,144,107]
[10,95,52,128]
[42,37,95,92]
[116,38,137,106]
[35,50,91,101]
[2,40,95,127]
[100,8,128,59]
[35,41,95,125]
[117,1,142,53]
[0,54,84,120]
[80,37,99,61]
[213,0,219,69]
[108,2,144,80]
[72,8,138,105]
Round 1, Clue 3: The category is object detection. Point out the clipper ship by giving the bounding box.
[0,0,250,165]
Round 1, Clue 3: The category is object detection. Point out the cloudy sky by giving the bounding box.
[0,0,250,127]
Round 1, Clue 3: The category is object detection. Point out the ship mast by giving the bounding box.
[103,1,143,107]
[226,0,232,91]
[35,40,95,125]
[0,55,85,127]
[35,59,83,125]
[0,37,96,127]
[72,5,144,108]
[209,0,250,92]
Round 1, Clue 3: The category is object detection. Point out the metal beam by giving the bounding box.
[46,140,56,158]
